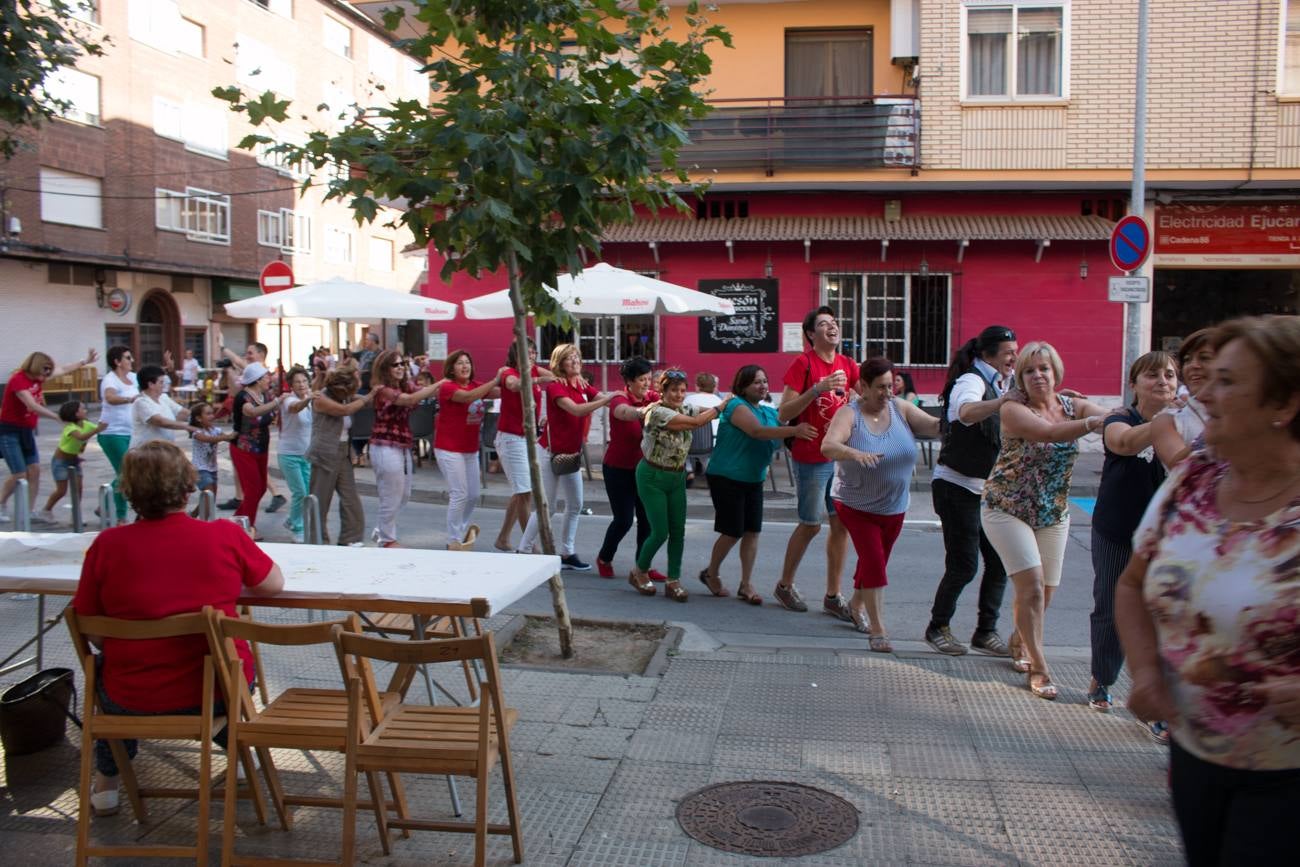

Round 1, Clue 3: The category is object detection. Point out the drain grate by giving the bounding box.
[675,780,859,857]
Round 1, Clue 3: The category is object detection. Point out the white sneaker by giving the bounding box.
[32,509,57,525]
[90,781,120,817]
[0,506,9,524]
[346,541,365,548]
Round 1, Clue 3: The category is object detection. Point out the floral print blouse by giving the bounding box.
[1134,452,1300,770]
[640,403,698,471]
[982,395,1079,528]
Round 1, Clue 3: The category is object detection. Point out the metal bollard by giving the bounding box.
[303,494,323,545]
[199,489,216,521]
[98,483,117,530]
[69,465,83,532]
[233,515,253,538]
[13,479,30,532]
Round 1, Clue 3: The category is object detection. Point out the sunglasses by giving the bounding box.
[664,370,687,381]
[390,359,406,367]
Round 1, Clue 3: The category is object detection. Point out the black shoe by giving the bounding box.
[970,631,1010,657]
[218,498,242,511]
[561,554,592,571]
[264,494,287,514]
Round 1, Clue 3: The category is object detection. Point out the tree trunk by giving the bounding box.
[507,251,574,659]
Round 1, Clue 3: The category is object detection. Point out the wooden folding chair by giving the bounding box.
[333,627,523,867]
[207,608,406,866]
[358,612,480,705]
[65,609,229,866]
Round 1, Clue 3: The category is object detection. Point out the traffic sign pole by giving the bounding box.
[1124,0,1150,405]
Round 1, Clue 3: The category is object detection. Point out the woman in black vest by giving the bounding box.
[924,326,1019,656]
[1088,351,1177,728]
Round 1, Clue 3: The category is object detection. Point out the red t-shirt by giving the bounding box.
[603,389,660,469]
[0,371,43,428]
[782,350,859,464]
[434,380,486,453]
[497,365,543,437]
[72,514,274,712]
[371,380,415,448]
[542,379,598,454]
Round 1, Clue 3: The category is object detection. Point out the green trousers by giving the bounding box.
[634,461,686,580]
[97,434,130,520]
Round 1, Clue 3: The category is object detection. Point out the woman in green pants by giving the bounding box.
[97,345,138,522]
[628,369,720,602]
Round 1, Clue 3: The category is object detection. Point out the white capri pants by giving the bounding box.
[980,507,1071,587]
[369,443,412,545]
[495,431,532,495]
[519,445,584,556]
[436,449,481,545]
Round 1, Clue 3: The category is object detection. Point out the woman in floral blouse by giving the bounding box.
[1117,315,1300,864]
[980,342,1109,700]
[627,369,719,601]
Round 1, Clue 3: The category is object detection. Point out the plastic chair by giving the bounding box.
[333,627,523,867]
[408,403,435,468]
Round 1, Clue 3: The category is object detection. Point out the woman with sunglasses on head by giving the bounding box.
[367,349,440,548]
[0,348,98,525]
[1151,327,1213,469]
[699,365,815,604]
[519,344,614,567]
[435,350,503,550]
[628,368,720,601]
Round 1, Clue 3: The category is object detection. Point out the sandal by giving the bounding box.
[698,568,729,597]
[850,608,871,635]
[1028,670,1058,701]
[1087,682,1112,713]
[628,571,656,596]
[1008,634,1032,674]
[736,586,763,606]
[664,581,689,603]
[867,633,893,653]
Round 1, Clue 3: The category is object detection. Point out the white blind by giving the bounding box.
[967,7,1013,35]
[40,168,103,229]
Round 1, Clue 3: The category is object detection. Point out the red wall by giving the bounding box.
[421,192,1126,397]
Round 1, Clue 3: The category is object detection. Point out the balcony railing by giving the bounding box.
[677,95,919,173]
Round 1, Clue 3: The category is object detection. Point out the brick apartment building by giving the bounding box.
[406,0,1300,401]
[0,0,429,379]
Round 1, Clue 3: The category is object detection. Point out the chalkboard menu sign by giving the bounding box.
[698,278,779,353]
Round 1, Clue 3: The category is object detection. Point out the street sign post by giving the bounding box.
[1109,215,1151,273]
[1108,276,1150,303]
[260,260,294,293]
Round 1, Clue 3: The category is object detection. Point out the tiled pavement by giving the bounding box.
[0,594,1179,865]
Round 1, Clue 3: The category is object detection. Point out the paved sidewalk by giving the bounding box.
[0,593,1179,866]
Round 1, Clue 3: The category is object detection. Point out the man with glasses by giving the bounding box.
[774,306,858,619]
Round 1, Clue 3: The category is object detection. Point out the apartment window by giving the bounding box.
[155,188,231,244]
[1284,1,1300,94]
[44,68,101,126]
[68,1,100,25]
[368,36,396,81]
[964,3,1066,99]
[403,58,427,100]
[324,226,354,264]
[823,273,950,365]
[177,17,204,58]
[256,141,310,179]
[40,167,103,229]
[368,237,394,271]
[153,96,183,139]
[152,98,226,158]
[247,0,292,17]
[324,17,352,59]
[236,35,296,97]
[785,29,872,99]
[129,0,202,56]
[258,209,311,253]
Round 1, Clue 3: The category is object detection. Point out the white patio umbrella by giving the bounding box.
[223,276,458,321]
[461,262,735,319]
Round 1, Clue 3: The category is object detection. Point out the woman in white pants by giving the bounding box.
[368,349,439,547]
[519,344,613,569]
[435,350,502,549]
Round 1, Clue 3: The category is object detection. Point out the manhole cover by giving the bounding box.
[675,780,859,857]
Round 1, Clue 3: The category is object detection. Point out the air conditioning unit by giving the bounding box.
[891,0,920,62]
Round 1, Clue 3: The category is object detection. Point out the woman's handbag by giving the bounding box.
[550,451,582,476]
[0,667,80,756]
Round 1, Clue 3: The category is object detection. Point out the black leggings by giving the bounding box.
[1171,739,1300,866]
[598,464,648,564]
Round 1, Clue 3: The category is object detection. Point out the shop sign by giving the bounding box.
[698,279,778,353]
[107,288,132,315]
[1154,202,1300,266]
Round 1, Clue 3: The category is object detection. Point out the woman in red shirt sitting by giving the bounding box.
[518,343,614,569]
[71,441,284,816]
[435,350,502,549]
[368,349,440,548]
[0,348,98,525]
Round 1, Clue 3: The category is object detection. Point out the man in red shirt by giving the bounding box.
[775,306,858,619]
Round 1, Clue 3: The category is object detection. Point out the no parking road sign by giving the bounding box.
[1109,215,1151,273]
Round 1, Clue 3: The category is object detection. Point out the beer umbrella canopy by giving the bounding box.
[461,263,735,319]
[223,276,457,321]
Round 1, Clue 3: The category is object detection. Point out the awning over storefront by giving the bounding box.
[211,279,262,307]
[601,214,1115,244]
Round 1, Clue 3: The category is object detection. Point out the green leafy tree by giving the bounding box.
[0,1,107,158]
[217,0,728,657]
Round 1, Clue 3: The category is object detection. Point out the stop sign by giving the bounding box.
[260,260,294,293]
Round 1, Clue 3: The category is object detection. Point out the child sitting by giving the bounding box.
[36,401,106,524]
